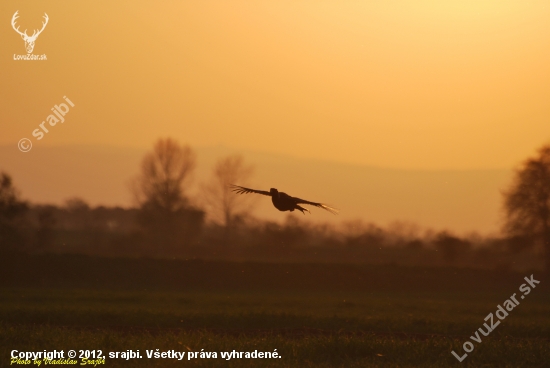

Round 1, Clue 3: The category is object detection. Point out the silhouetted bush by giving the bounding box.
[433,231,471,265]
[135,204,205,256]
[0,172,29,253]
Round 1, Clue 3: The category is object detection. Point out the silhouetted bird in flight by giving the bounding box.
[231,185,338,215]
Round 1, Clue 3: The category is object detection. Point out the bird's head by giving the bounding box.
[269,188,279,197]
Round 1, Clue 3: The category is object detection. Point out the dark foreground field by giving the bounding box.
[1,254,549,367]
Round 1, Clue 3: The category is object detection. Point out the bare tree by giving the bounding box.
[132,139,203,254]
[201,155,255,231]
[133,138,196,212]
[503,144,550,272]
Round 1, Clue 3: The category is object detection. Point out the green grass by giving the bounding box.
[1,288,549,367]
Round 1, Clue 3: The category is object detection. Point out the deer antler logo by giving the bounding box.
[11,11,49,54]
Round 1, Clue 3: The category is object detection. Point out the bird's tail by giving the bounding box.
[319,204,339,215]
[296,205,310,214]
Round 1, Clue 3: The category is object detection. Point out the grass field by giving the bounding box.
[1,254,548,367]
[2,284,549,367]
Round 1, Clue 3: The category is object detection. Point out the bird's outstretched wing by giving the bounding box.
[291,196,339,215]
[230,185,271,197]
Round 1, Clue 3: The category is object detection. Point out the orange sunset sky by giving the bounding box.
[1,1,550,234]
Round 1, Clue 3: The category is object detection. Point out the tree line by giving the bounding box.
[1,139,549,272]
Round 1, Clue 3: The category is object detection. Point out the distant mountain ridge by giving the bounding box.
[0,144,512,234]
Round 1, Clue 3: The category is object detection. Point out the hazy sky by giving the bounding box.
[2,1,549,169]
[1,1,549,233]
